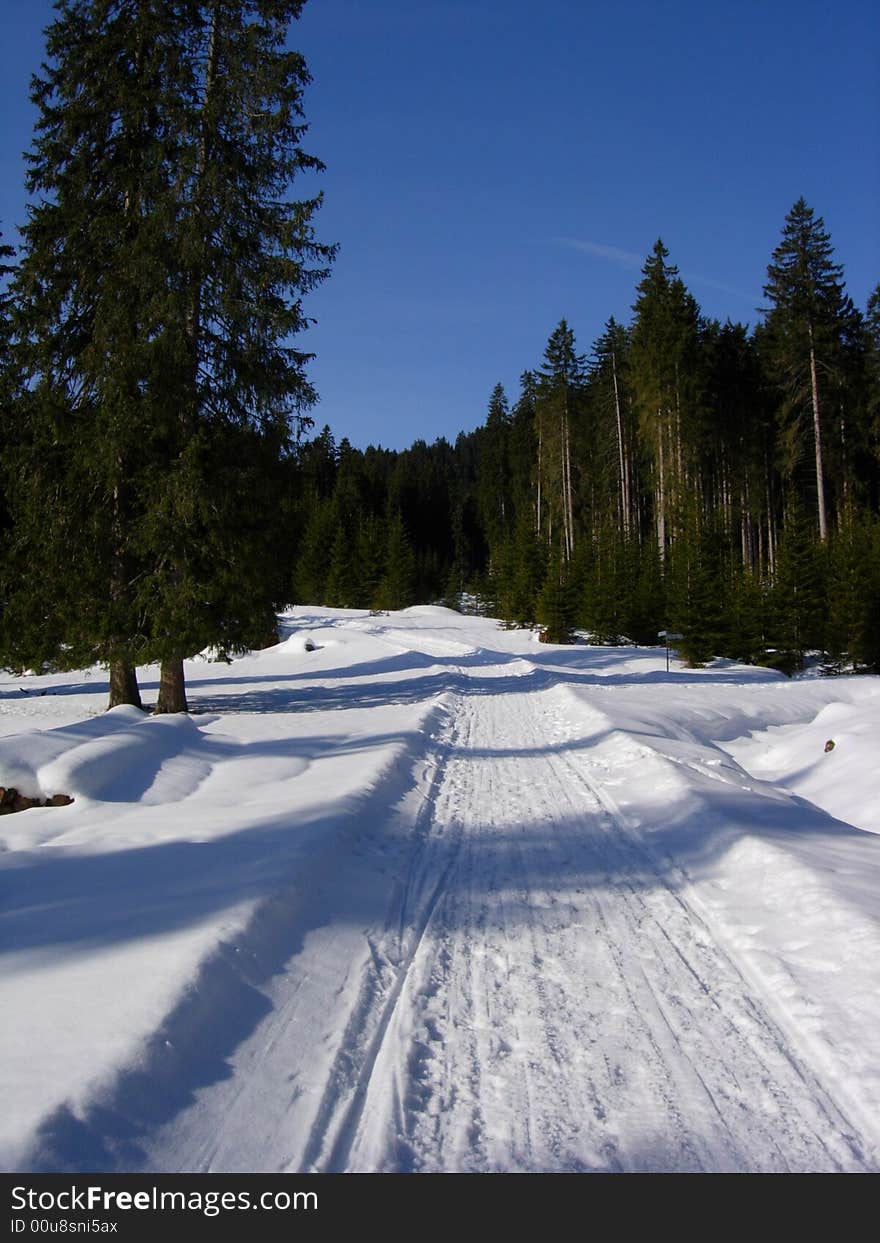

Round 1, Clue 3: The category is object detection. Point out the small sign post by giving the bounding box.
[658,630,683,673]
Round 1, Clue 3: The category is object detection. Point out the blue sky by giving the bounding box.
[1,0,877,449]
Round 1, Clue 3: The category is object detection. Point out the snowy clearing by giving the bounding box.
[1,607,879,1172]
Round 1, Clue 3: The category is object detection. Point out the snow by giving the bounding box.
[1,607,879,1172]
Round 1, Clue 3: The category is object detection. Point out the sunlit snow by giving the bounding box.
[1,607,878,1172]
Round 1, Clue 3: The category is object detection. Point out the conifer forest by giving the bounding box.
[293,215,880,671]
[1,3,879,710]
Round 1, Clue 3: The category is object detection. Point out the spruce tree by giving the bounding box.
[7,1,187,701]
[141,0,335,711]
[536,540,576,644]
[630,240,703,565]
[769,496,828,670]
[762,199,856,543]
[294,498,335,604]
[354,514,386,608]
[477,382,512,550]
[590,317,636,540]
[535,321,585,561]
[674,511,731,667]
[826,507,880,670]
[10,1,334,710]
[866,283,880,467]
[729,566,770,666]
[510,510,546,626]
[324,525,357,608]
[376,512,416,611]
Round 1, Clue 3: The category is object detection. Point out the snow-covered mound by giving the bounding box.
[1,607,878,1172]
[722,695,880,835]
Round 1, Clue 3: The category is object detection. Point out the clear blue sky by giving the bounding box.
[1,0,877,449]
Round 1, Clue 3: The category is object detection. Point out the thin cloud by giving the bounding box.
[556,237,644,269]
[680,270,753,302]
[557,236,753,304]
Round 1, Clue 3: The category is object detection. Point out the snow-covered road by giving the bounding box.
[2,607,879,1172]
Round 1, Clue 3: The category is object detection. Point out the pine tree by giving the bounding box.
[536,540,576,643]
[294,498,335,603]
[10,1,334,710]
[141,1,335,711]
[674,510,731,667]
[728,564,770,666]
[376,512,416,610]
[535,321,585,561]
[826,507,880,670]
[582,519,634,644]
[630,240,703,564]
[322,527,355,609]
[762,199,856,543]
[477,382,512,550]
[354,514,386,607]
[590,317,635,540]
[865,283,880,470]
[7,1,187,700]
[769,496,828,669]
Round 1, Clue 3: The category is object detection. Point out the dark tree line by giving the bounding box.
[289,201,880,671]
[0,6,876,710]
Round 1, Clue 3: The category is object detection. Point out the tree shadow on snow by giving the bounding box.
[6,731,876,1172]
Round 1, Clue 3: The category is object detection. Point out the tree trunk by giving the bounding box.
[155,657,188,714]
[656,417,666,561]
[561,397,574,561]
[808,324,828,542]
[838,399,849,522]
[535,410,543,536]
[611,350,630,537]
[108,659,142,710]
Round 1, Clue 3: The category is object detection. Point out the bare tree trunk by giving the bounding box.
[808,323,828,542]
[656,415,666,561]
[740,481,752,571]
[611,351,630,538]
[838,399,849,523]
[535,410,543,537]
[108,660,142,710]
[155,658,188,714]
[561,398,574,561]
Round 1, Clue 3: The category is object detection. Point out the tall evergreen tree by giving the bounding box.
[535,320,585,560]
[865,283,880,477]
[590,317,636,540]
[769,496,828,668]
[762,199,856,543]
[376,511,416,610]
[477,382,512,550]
[536,541,576,643]
[9,0,334,710]
[6,0,186,700]
[141,0,334,711]
[630,240,703,563]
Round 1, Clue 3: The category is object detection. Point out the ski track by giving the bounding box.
[135,659,875,1174]
[337,680,869,1173]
